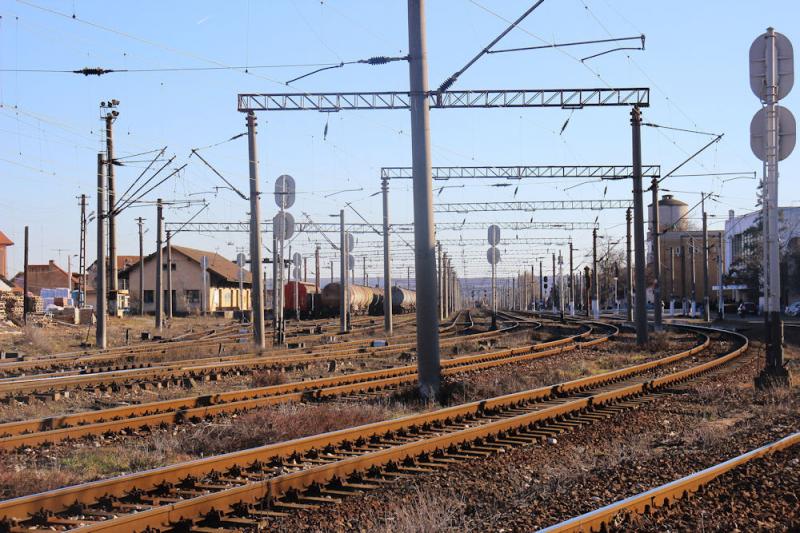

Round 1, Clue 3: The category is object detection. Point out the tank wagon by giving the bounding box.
[391,286,417,314]
[283,281,320,318]
[320,283,383,316]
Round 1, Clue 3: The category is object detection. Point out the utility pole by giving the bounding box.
[539,261,543,310]
[136,217,145,315]
[23,226,29,325]
[701,194,711,321]
[558,251,565,319]
[669,247,675,317]
[381,177,393,334]
[408,0,440,399]
[304,257,308,283]
[246,111,266,349]
[592,228,599,319]
[437,242,443,320]
[96,154,107,347]
[339,209,348,334]
[631,106,648,344]
[78,194,87,308]
[100,101,120,315]
[272,234,278,322]
[626,208,633,321]
[315,245,321,316]
[690,237,697,317]
[551,252,557,313]
[680,243,687,315]
[166,230,173,320]
[569,241,574,316]
[155,199,163,332]
[329,261,334,286]
[651,177,663,330]
[717,234,724,319]
[584,266,591,316]
[531,264,536,311]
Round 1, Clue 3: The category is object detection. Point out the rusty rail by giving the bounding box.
[0,322,734,531]
[539,430,800,532]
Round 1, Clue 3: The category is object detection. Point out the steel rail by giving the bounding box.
[0,323,727,529]
[539,430,800,532]
[0,320,582,449]
[0,318,502,398]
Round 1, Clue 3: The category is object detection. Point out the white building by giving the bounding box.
[724,207,800,270]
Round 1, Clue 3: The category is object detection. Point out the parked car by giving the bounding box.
[738,302,757,317]
[785,301,800,317]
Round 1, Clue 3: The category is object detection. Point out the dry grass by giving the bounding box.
[250,370,289,387]
[376,484,472,532]
[176,402,408,456]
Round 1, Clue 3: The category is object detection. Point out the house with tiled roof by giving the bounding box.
[0,231,13,279]
[13,260,80,297]
[119,245,252,315]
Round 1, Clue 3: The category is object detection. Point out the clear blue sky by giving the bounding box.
[1,0,798,282]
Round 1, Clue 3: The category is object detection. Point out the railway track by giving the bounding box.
[0,313,480,399]
[540,430,800,532]
[0,322,743,532]
[0,315,418,379]
[0,319,604,450]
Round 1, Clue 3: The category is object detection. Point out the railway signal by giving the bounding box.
[487,224,500,329]
[750,28,795,388]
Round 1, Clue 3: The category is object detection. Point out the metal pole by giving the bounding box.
[95,155,106,346]
[569,241,575,315]
[246,111,265,348]
[105,114,118,315]
[315,245,321,316]
[702,195,711,321]
[552,252,557,314]
[155,199,163,332]
[531,264,535,311]
[681,243,687,314]
[380,178,393,334]
[437,242,443,320]
[626,208,633,321]
[690,237,697,317]
[137,217,145,316]
[718,235,724,319]
[651,177,663,330]
[491,253,497,329]
[79,194,87,308]
[407,0,440,398]
[558,251,565,319]
[23,226,29,325]
[166,230,173,320]
[761,27,785,379]
[669,247,675,317]
[539,261,543,310]
[592,228,599,319]
[631,106,648,344]
[272,234,278,326]
[443,253,449,318]
[340,209,347,334]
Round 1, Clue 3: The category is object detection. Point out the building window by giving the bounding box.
[162,263,176,271]
[144,290,154,303]
[185,290,200,303]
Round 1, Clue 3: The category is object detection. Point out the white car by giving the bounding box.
[785,301,800,317]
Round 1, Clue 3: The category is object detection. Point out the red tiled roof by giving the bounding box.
[0,231,13,246]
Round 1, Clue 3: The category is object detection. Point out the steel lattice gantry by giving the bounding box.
[164,220,597,233]
[380,164,660,180]
[238,88,650,112]
[435,199,633,213]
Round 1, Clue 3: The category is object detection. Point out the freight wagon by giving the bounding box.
[283,281,320,318]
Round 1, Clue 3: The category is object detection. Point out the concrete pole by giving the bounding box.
[717,235,724,319]
[626,208,633,321]
[669,247,675,317]
[246,111,265,348]
[437,242,443,320]
[539,261,543,310]
[304,257,308,283]
[105,114,118,313]
[95,154,106,347]
[558,251,565,319]
[23,226,29,325]
[407,0,440,398]
[166,230,173,320]
[680,243,687,314]
[569,241,575,315]
[551,253,557,313]
[584,266,591,316]
[137,217,145,316]
[631,106,648,344]
[702,196,711,321]
[442,253,449,318]
[531,264,536,311]
[592,228,599,319]
[381,176,393,333]
[340,209,348,334]
[155,199,163,332]
[690,237,697,317]
[651,177,662,330]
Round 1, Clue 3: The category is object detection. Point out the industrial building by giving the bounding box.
[648,195,725,311]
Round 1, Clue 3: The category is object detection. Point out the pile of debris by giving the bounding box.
[0,292,24,320]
